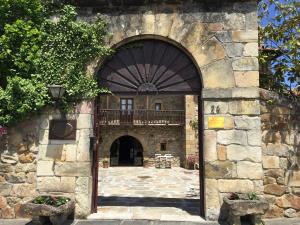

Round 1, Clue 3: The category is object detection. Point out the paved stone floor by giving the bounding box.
[90,167,202,222]
[1,218,300,225]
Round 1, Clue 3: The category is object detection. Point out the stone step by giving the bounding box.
[77,219,219,225]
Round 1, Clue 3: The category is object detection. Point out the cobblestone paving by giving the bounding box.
[91,167,202,222]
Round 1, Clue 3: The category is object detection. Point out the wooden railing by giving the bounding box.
[98,109,185,126]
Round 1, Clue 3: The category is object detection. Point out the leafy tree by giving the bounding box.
[0,1,111,125]
[258,0,300,99]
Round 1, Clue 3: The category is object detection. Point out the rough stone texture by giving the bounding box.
[218,179,254,193]
[237,161,263,179]
[263,156,280,169]
[227,145,261,162]
[0,1,263,221]
[234,71,259,87]
[217,130,247,145]
[261,89,300,218]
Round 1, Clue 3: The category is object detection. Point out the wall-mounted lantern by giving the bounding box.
[48,84,65,100]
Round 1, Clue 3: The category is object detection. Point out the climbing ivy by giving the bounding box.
[0,1,111,125]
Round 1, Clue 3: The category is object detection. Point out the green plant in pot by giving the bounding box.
[103,159,109,168]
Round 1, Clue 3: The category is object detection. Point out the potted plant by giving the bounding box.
[223,192,269,225]
[22,195,75,225]
[143,159,151,168]
[186,154,197,169]
[103,159,109,168]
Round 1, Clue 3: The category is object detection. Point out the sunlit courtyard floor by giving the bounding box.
[88,167,203,222]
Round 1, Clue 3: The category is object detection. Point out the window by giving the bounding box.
[160,143,167,151]
[155,103,162,111]
[120,98,134,110]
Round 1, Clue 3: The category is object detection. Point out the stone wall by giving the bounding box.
[99,95,185,110]
[0,101,94,219]
[260,89,300,219]
[99,126,184,167]
[79,0,260,220]
[0,118,39,218]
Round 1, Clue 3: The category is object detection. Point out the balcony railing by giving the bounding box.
[98,109,185,126]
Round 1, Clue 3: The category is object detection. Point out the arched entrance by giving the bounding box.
[92,36,204,218]
[110,136,143,166]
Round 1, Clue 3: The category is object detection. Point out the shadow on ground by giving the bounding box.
[98,196,201,216]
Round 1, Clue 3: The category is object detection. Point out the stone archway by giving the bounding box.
[110,135,144,166]
[93,36,205,217]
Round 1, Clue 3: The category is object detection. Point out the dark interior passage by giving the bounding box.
[110,136,143,166]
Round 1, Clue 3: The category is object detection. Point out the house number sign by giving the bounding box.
[208,117,225,129]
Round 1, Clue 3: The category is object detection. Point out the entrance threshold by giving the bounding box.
[87,206,206,222]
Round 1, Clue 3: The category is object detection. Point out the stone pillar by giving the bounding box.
[184,95,199,165]
[36,101,93,218]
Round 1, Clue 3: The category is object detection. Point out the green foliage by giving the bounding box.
[247,192,258,200]
[189,119,198,131]
[0,1,111,126]
[36,5,111,104]
[33,196,70,207]
[258,0,300,100]
[0,76,49,125]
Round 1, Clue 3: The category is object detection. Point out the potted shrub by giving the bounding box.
[186,154,197,169]
[103,159,109,168]
[143,159,151,168]
[223,192,269,225]
[22,195,75,225]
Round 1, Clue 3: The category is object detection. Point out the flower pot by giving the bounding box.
[21,196,75,225]
[223,196,269,225]
[103,161,109,168]
[143,160,151,168]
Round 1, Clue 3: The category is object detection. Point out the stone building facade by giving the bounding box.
[1,0,298,222]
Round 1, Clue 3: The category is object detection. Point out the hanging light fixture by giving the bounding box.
[48,85,65,100]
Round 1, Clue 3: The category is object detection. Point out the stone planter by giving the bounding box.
[22,196,75,225]
[223,196,269,225]
[143,160,151,168]
[103,161,109,168]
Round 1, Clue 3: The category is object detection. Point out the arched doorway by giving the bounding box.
[92,37,204,218]
[110,136,143,166]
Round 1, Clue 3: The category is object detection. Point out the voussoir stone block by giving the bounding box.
[218,179,254,193]
[54,162,91,176]
[217,130,247,145]
[237,161,262,179]
[202,59,235,89]
[193,37,225,67]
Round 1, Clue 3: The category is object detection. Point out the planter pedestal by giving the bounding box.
[223,197,269,225]
[22,196,75,225]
